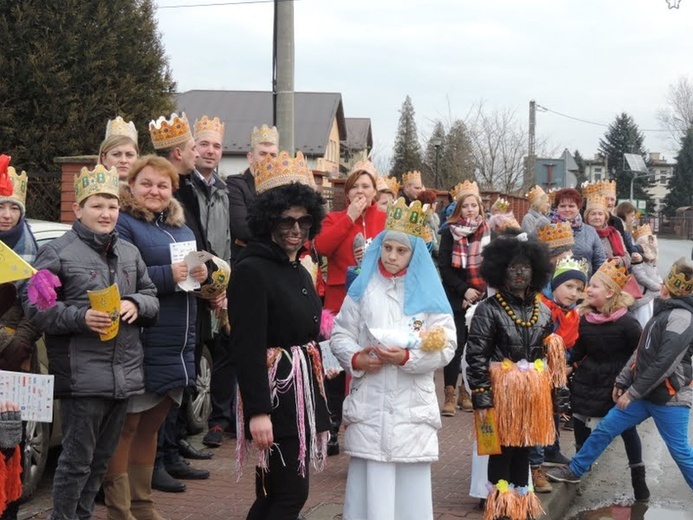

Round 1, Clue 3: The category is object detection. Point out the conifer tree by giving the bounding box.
[663,126,693,216]
[391,96,423,178]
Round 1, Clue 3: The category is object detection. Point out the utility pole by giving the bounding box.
[273,0,295,152]
[526,100,537,188]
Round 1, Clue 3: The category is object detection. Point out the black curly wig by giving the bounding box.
[480,235,553,292]
[247,182,326,240]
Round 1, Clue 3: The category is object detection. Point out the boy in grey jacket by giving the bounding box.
[547,257,693,491]
[23,165,158,520]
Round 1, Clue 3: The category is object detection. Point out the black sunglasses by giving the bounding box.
[276,215,314,230]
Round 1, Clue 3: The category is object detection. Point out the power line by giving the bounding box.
[157,0,291,9]
[536,104,667,133]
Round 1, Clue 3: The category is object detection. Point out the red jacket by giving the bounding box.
[314,203,386,312]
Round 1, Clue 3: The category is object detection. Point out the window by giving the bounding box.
[660,175,667,184]
[594,173,602,181]
[594,167,603,174]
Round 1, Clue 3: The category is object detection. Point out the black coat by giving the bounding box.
[466,291,554,409]
[174,173,209,253]
[229,240,330,439]
[226,168,256,262]
[570,313,642,417]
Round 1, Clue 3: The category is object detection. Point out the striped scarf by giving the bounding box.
[449,217,490,291]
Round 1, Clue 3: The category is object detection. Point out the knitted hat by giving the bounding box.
[0,155,27,219]
[551,257,588,291]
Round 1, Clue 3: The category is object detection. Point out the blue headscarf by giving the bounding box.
[347,230,452,315]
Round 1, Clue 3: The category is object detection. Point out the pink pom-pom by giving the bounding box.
[27,269,61,311]
[320,309,335,339]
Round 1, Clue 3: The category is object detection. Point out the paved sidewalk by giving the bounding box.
[23,371,576,519]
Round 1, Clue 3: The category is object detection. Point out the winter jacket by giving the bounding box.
[570,313,642,417]
[616,296,693,407]
[330,268,456,463]
[608,214,642,256]
[522,208,550,234]
[597,226,631,270]
[631,262,662,310]
[313,203,386,312]
[22,220,159,398]
[226,168,256,261]
[466,292,554,409]
[229,240,330,440]
[572,223,607,276]
[191,170,231,262]
[174,172,209,253]
[116,187,197,395]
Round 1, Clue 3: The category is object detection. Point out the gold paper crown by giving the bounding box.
[491,197,511,213]
[547,187,559,205]
[250,124,279,149]
[351,160,378,179]
[585,194,609,213]
[527,185,547,205]
[555,256,589,276]
[194,115,225,142]
[594,258,630,291]
[598,179,617,196]
[74,164,120,205]
[376,175,400,195]
[664,261,693,296]
[581,181,600,197]
[632,224,653,241]
[254,151,314,194]
[198,256,231,299]
[402,170,422,184]
[4,167,28,207]
[536,222,574,250]
[451,180,479,200]
[385,197,430,240]
[105,116,138,143]
[149,112,192,150]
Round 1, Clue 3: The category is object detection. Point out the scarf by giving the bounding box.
[595,225,625,257]
[584,306,628,324]
[539,294,580,348]
[449,217,489,292]
[0,219,38,265]
[550,210,583,230]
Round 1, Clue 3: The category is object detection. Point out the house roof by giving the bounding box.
[343,118,372,152]
[175,90,346,156]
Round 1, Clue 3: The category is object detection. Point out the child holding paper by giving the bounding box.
[331,198,456,520]
[22,165,159,520]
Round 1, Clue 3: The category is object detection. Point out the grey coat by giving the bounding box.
[572,223,607,276]
[631,262,662,310]
[22,220,159,399]
[521,208,550,234]
[192,171,231,262]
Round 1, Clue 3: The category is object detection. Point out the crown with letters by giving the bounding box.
[0,155,28,208]
[536,222,574,250]
[664,261,693,296]
[385,197,430,240]
[555,256,589,277]
[631,223,653,241]
[526,185,547,205]
[254,151,314,194]
[584,193,609,213]
[402,170,421,185]
[450,180,479,200]
[149,112,192,150]
[74,164,120,204]
[250,124,279,149]
[105,116,138,143]
[491,197,511,213]
[594,258,630,291]
[194,115,225,142]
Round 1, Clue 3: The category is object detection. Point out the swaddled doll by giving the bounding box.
[630,225,661,327]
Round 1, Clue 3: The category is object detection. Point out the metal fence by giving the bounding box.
[25,171,61,222]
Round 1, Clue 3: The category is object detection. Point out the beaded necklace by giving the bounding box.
[495,292,540,327]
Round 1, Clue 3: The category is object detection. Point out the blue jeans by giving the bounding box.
[570,399,693,490]
[529,414,561,467]
[48,397,128,520]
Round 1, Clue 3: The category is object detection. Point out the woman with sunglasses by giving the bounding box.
[230,152,331,519]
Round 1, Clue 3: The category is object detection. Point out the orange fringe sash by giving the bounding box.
[484,480,544,520]
[0,445,22,515]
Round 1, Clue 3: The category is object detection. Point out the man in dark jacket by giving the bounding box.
[23,165,159,520]
[548,258,693,490]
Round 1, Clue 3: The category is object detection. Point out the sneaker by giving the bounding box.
[531,467,553,493]
[546,465,581,484]
[202,425,224,447]
[543,451,571,467]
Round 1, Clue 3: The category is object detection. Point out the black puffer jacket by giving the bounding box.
[570,312,642,417]
[466,291,553,409]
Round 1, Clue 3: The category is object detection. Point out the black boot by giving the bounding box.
[327,428,339,456]
[630,465,650,502]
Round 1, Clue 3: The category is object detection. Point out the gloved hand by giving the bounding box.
[0,402,22,450]
[552,386,571,414]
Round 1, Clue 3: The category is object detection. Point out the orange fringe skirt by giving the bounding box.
[483,480,544,520]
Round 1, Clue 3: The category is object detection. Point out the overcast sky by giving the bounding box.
[155,0,692,165]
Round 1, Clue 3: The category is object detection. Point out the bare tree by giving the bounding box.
[369,139,393,174]
[657,76,693,144]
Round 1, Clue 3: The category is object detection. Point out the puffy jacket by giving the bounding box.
[116,188,197,394]
[616,296,693,407]
[572,223,607,276]
[330,271,456,463]
[466,292,554,409]
[570,313,641,417]
[22,219,159,398]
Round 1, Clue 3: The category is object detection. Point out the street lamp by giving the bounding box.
[431,137,443,189]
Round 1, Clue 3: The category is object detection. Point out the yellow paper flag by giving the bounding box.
[87,284,121,341]
[0,240,36,284]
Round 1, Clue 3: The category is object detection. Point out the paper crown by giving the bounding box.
[385,198,430,240]
[489,213,521,232]
[451,180,479,200]
[585,194,609,213]
[402,170,422,184]
[527,185,547,205]
[554,256,589,278]
[74,164,120,205]
[250,124,279,149]
[547,187,559,205]
[105,116,138,143]
[631,224,653,241]
[254,151,315,194]
[491,197,511,213]
[198,256,231,299]
[664,261,693,297]
[593,258,630,291]
[536,222,574,250]
[376,174,400,195]
[582,179,616,198]
[149,112,192,150]
[0,156,28,208]
[351,159,378,179]
[194,115,225,142]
